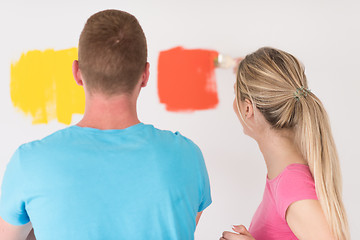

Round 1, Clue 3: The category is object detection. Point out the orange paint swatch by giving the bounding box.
[158,47,219,112]
[10,48,85,125]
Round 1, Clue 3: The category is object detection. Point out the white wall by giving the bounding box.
[1,0,359,239]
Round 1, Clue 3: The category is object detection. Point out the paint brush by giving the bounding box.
[214,54,237,69]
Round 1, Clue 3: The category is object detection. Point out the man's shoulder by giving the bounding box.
[8,127,74,170]
[18,127,74,153]
[150,125,198,144]
[148,125,202,155]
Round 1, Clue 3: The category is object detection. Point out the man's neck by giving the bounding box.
[77,92,140,130]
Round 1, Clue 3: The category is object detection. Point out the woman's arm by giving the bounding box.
[286,199,334,240]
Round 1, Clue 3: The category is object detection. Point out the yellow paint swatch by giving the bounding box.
[10,48,85,125]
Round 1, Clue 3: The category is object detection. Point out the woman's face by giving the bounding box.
[233,83,248,134]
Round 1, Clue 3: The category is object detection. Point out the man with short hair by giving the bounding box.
[0,10,211,240]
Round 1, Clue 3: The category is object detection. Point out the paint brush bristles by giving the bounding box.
[214,54,236,69]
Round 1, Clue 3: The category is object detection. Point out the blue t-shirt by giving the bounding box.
[0,123,211,240]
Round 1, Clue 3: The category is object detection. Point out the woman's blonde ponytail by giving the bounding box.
[295,92,350,240]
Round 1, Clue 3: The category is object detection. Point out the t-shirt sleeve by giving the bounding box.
[195,146,212,212]
[0,149,30,225]
[275,165,318,221]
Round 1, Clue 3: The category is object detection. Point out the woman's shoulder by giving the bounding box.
[273,163,318,219]
[276,163,316,195]
[283,163,313,179]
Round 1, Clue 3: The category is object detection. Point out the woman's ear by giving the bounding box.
[243,98,254,120]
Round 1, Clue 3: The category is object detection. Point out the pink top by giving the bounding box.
[249,164,318,240]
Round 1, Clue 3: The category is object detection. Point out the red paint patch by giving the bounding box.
[158,47,219,112]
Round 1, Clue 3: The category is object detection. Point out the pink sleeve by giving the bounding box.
[275,165,318,220]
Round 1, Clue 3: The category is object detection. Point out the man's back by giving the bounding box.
[0,123,211,239]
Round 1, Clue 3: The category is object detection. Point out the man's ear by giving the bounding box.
[72,60,83,86]
[141,62,150,87]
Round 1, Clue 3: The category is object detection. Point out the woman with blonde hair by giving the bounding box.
[220,47,350,240]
